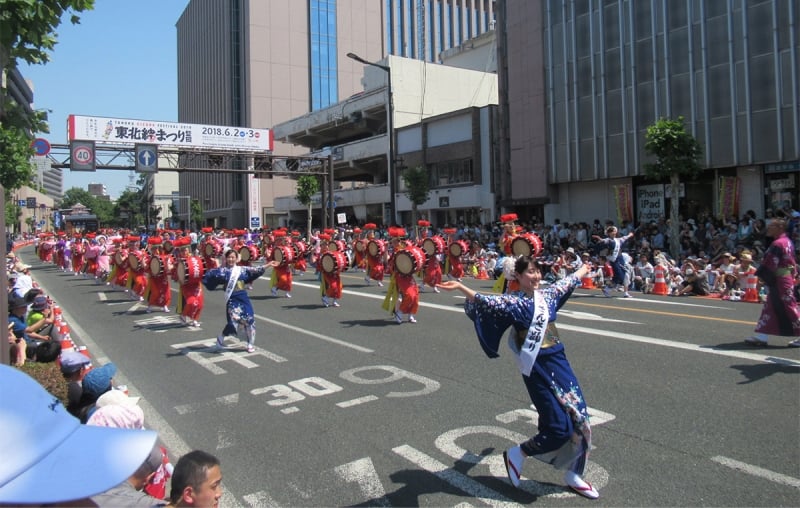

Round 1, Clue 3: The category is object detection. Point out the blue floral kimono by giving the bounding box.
[464,275,592,475]
[203,265,266,337]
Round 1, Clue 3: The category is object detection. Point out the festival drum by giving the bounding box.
[177,256,205,284]
[394,246,426,275]
[354,239,367,253]
[367,239,386,257]
[273,245,294,266]
[293,241,308,260]
[128,251,145,272]
[320,251,348,274]
[422,236,446,257]
[448,240,470,258]
[162,240,174,255]
[328,240,347,252]
[239,245,260,263]
[203,241,222,258]
[510,233,543,258]
[114,250,127,266]
[149,255,166,277]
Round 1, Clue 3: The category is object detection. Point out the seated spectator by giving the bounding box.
[87,390,145,429]
[7,322,25,366]
[25,294,58,342]
[10,261,34,299]
[90,442,165,507]
[633,253,655,293]
[61,350,92,417]
[0,364,158,506]
[167,450,223,507]
[711,252,737,295]
[76,361,117,423]
[673,258,711,296]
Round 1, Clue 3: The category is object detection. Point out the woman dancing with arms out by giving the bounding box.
[438,257,599,499]
[202,249,276,353]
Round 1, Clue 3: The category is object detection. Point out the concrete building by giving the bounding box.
[496,0,800,225]
[176,0,496,229]
[273,55,498,227]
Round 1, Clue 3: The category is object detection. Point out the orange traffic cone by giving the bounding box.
[742,273,759,303]
[476,258,490,280]
[652,265,669,295]
[581,274,595,289]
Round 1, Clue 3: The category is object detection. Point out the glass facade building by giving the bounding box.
[310,0,339,110]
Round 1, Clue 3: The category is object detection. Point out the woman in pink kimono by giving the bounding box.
[745,218,800,347]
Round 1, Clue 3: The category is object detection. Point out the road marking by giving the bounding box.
[557,323,800,367]
[242,491,280,507]
[336,395,379,408]
[170,338,287,374]
[254,314,374,353]
[711,456,800,488]
[570,301,754,324]
[334,457,392,507]
[392,444,519,507]
[291,281,797,367]
[97,292,107,301]
[175,393,239,415]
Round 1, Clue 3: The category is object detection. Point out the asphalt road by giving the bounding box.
[20,248,800,507]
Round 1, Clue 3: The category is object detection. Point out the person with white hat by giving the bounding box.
[0,365,158,505]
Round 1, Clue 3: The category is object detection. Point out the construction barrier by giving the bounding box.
[652,265,669,295]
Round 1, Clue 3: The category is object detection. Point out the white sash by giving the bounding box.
[507,291,549,376]
[609,238,621,261]
[224,265,242,302]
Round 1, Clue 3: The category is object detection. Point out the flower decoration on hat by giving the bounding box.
[363,223,377,230]
[500,213,518,224]
[443,228,457,236]
[417,220,430,227]
[272,229,287,237]
[353,227,362,234]
[147,236,163,245]
[389,227,407,238]
[318,233,331,241]
[201,227,213,234]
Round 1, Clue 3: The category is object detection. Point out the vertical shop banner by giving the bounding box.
[636,184,665,223]
[613,184,634,224]
[718,176,740,219]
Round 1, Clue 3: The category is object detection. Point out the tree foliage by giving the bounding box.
[190,199,203,230]
[296,174,319,239]
[643,116,703,258]
[401,166,430,226]
[0,0,95,129]
[0,126,34,190]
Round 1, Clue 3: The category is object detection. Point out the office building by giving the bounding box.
[177,0,495,229]
[496,0,799,224]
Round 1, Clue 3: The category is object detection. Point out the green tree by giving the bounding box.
[190,199,203,230]
[4,198,21,229]
[643,116,703,259]
[401,165,430,226]
[296,175,319,241]
[60,187,95,209]
[1,0,95,129]
[0,126,35,191]
[115,189,143,229]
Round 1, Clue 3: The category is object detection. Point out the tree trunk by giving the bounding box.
[306,202,313,242]
[669,173,681,259]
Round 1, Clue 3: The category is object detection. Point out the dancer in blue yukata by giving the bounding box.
[202,249,274,353]
[438,256,599,499]
[592,225,635,297]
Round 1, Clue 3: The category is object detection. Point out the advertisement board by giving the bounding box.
[636,184,664,223]
[68,115,273,152]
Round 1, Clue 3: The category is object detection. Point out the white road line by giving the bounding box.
[290,281,798,367]
[174,393,240,415]
[254,314,374,353]
[711,456,800,489]
[392,444,518,507]
[336,395,379,408]
[242,491,280,507]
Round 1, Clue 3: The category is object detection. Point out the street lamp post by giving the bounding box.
[346,52,397,226]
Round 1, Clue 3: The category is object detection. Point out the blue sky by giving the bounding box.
[21,0,191,199]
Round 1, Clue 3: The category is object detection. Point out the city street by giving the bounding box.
[21,248,800,507]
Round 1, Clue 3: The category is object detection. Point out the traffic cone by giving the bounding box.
[652,265,669,295]
[742,273,759,303]
[476,258,490,279]
[581,274,595,289]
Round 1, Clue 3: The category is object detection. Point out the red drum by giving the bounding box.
[367,239,386,257]
[177,256,205,284]
[239,245,260,263]
[422,236,446,257]
[293,241,308,259]
[149,255,166,277]
[510,233,543,258]
[448,240,470,258]
[114,250,127,266]
[328,240,347,252]
[320,251,348,274]
[354,239,367,253]
[394,246,426,275]
[273,245,294,266]
[128,251,145,272]
[162,240,174,254]
[203,241,222,258]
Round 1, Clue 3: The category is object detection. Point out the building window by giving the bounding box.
[428,159,474,187]
[309,0,338,111]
